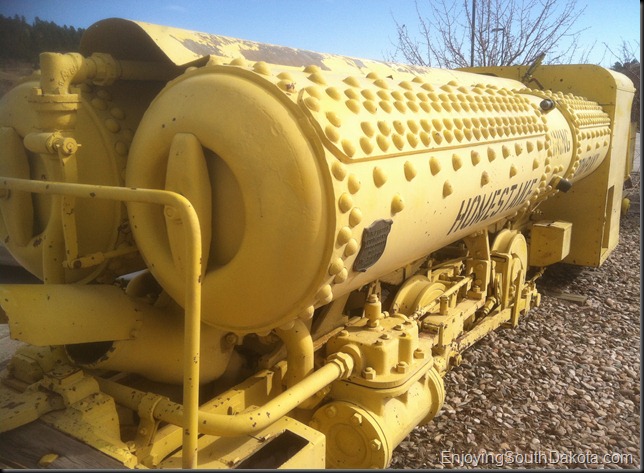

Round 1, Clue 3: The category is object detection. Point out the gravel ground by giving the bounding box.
[391,172,641,470]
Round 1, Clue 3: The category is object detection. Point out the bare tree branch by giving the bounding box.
[388,0,592,68]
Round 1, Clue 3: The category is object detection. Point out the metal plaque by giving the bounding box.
[353,219,393,272]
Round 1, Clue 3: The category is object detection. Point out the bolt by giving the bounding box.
[414,348,425,359]
[325,406,337,418]
[351,413,363,425]
[370,439,382,451]
[396,361,409,374]
[362,367,376,380]
[451,353,463,367]
[224,332,238,347]
[380,333,391,340]
[139,427,148,436]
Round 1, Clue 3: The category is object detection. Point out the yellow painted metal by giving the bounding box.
[0,18,635,470]
[125,54,611,336]
[528,220,572,267]
[0,177,203,469]
[462,64,635,266]
[1,285,140,345]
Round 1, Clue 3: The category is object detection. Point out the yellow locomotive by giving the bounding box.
[0,18,635,468]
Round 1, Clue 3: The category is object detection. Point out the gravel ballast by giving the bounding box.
[390,172,641,469]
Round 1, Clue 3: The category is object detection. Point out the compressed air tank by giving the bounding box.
[0,77,161,282]
[126,57,610,335]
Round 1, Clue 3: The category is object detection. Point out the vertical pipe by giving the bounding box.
[181,201,202,469]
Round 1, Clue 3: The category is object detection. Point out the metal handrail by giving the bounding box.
[0,177,202,468]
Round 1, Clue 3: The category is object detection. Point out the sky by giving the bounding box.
[0,0,640,67]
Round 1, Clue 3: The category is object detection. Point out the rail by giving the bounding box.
[0,177,202,468]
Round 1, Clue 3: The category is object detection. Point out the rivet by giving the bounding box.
[299,305,315,320]
[253,61,271,75]
[337,227,352,245]
[331,161,347,180]
[443,180,453,197]
[373,167,388,187]
[345,88,360,100]
[346,99,361,114]
[325,125,340,143]
[277,71,294,80]
[341,139,356,157]
[394,101,407,113]
[481,171,490,186]
[316,284,333,304]
[91,97,107,110]
[109,107,125,119]
[115,141,128,156]
[308,72,327,85]
[377,121,391,136]
[509,165,518,177]
[361,122,375,137]
[471,150,481,165]
[360,137,374,154]
[328,258,345,275]
[343,76,361,87]
[304,96,320,111]
[105,118,120,133]
[392,134,405,150]
[326,87,342,100]
[361,89,376,100]
[391,194,405,213]
[229,57,247,67]
[404,161,417,181]
[349,208,363,227]
[278,80,296,92]
[515,143,523,155]
[344,239,359,256]
[334,268,348,284]
[326,111,342,127]
[338,193,353,213]
[374,79,389,89]
[452,154,462,171]
[348,174,361,194]
[429,157,441,175]
[123,128,134,141]
[376,134,389,152]
[364,100,377,113]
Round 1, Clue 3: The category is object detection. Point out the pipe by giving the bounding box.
[274,319,314,388]
[38,52,183,95]
[0,177,203,469]
[96,351,354,437]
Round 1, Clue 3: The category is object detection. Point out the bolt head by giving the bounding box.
[370,439,382,451]
[351,413,363,425]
